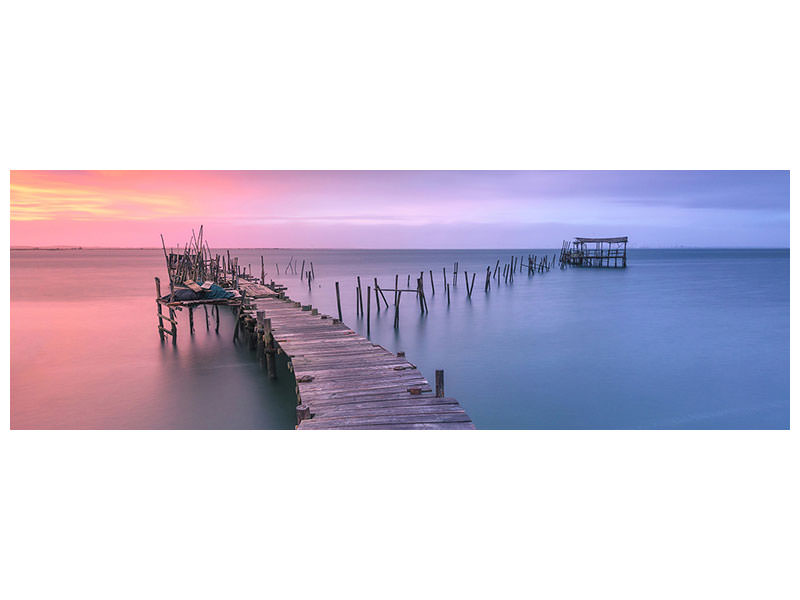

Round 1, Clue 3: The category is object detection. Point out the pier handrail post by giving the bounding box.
[296,404,311,426]
[435,370,445,397]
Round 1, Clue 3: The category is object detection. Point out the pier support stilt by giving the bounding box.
[155,277,165,342]
[264,318,276,379]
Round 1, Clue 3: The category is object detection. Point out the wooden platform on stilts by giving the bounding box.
[238,279,475,430]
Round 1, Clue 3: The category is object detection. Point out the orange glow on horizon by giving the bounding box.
[11,171,187,221]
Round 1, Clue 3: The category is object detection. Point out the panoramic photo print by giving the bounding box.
[10,170,789,429]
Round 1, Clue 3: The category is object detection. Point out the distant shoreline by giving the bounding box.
[10,246,790,251]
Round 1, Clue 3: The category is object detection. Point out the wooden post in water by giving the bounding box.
[374,278,381,311]
[203,304,209,330]
[214,304,220,333]
[394,274,399,305]
[155,277,165,341]
[247,317,257,350]
[484,267,491,292]
[366,285,371,337]
[188,306,195,334]
[310,262,315,279]
[446,283,450,305]
[307,271,312,290]
[256,311,265,365]
[233,293,244,342]
[335,281,343,322]
[375,278,389,308]
[394,290,401,328]
[169,307,177,344]
[435,370,444,397]
[442,267,447,289]
[429,270,435,294]
[261,256,265,284]
[300,260,305,280]
[453,262,458,286]
[264,317,276,379]
[356,276,363,316]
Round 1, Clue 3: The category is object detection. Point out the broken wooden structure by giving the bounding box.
[153,228,473,429]
[560,236,628,268]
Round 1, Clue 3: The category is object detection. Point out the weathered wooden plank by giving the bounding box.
[299,422,476,430]
[297,412,473,428]
[307,398,459,413]
[311,406,469,419]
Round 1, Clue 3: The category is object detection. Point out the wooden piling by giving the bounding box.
[215,304,220,333]
[375,278,389,309]
[189,306,195,334]
[366,285,371,337]
[261,255,265,284]
[264,317,276,379]
[335,281,343,322]
[429,270,435,294]
[446,283,450,305]
[155,277,165,341]
[169,307,177,343]
[357,276,364,316]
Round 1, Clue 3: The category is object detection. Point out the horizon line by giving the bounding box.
[10,245,791,250]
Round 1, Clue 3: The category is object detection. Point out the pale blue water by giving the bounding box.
[11,248,789,429]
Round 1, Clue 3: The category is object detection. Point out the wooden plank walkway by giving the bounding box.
[239,280,474,430]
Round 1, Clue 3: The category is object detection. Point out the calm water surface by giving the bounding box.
[10,248,789,429]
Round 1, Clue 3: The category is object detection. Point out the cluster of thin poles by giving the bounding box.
[336,252,557,335]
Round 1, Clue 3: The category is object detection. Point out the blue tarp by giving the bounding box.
[161,282,235,302]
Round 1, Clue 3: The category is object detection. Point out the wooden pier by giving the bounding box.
[236,278,475,430]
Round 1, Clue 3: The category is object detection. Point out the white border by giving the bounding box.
[2,2,796,599]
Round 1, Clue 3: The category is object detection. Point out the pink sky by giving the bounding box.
[9,170,789,248]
